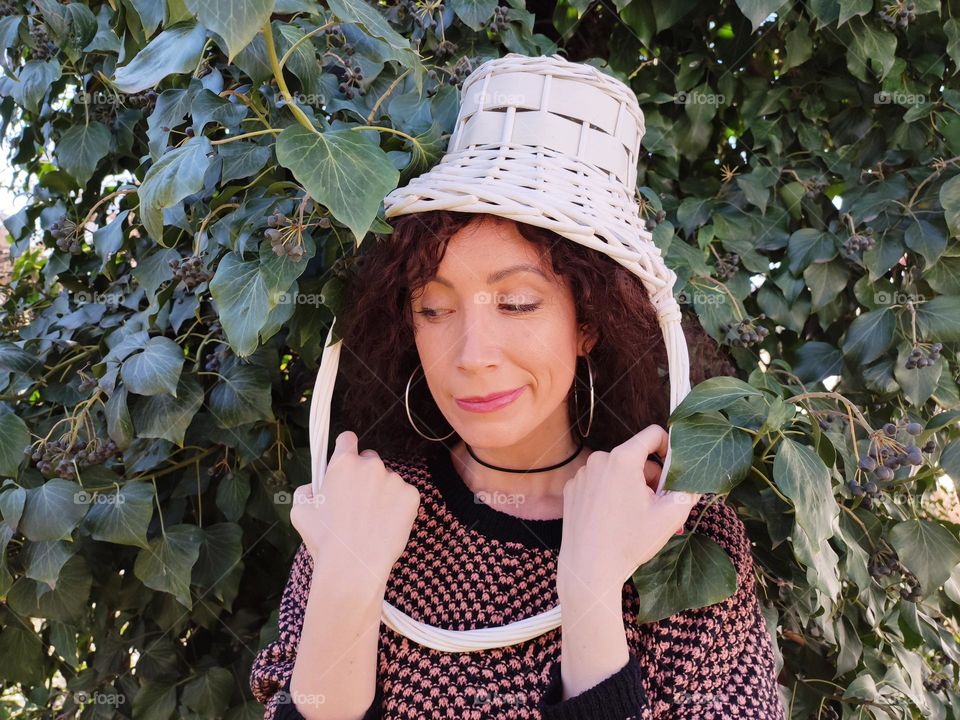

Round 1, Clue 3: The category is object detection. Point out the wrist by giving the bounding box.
[557,569,622,607]
[309,551,389,607]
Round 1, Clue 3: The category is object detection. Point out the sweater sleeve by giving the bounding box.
[629,495,786,719]
[539,495,784,720]
[249,542,383,720]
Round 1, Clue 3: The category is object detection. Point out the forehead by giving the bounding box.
[438,215,548,273]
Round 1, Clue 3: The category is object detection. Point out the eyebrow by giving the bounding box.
[432,263,549,288]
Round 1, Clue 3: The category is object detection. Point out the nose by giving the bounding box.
[456,299,503,372]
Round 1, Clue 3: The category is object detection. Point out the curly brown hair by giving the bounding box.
[329,210,736,460]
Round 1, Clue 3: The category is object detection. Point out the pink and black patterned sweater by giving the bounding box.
[250,442,786,719]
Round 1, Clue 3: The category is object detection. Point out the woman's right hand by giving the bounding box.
[290,430,422,589]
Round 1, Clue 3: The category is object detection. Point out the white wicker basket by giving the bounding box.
[308,53,693,652]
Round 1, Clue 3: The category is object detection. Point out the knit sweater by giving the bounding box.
[249,442,786,719]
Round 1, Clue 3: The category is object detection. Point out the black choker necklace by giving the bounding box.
[464,438,585,473]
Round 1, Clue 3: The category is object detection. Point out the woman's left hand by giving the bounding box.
[556,424,702,600]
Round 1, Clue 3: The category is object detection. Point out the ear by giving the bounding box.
[578,323,599,355]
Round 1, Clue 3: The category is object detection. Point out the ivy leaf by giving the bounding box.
[846,20,897,82]
[841,308,895,364]
[631,532,738,624]
[184,0,274,62]
[0,626,45,685]
[112,21,208,94]
[208,363,275,428]
[663,412,754,493]
[9,59,61,114]
[82,482,155,549]
[803,259,849,311]
[129,373,205,447]
[138,136,214,243]
[21,539,77,588]
[894,343,942,407]
[120,337,185,397]
[192,522,243,605]
[733,0,784,31]
[133,524,203,609]
[275,125,400,244]
[888,520,960,597]
[448,0,498,31]
[132,682,178,720]
[0,409,30,477]
[56,122,112,186]
[670,376,765,421]
[181,667,233,717]
[940,174,960,237]
[20,479,88,542]
[772,437,838,548]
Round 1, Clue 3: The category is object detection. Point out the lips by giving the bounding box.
[455,386,526,413]
[456,388,522,403]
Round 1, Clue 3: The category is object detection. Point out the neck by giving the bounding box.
[451,438,590,503]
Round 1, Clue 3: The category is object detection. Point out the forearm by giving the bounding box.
[557,585,630,700]
[289,557,386,719]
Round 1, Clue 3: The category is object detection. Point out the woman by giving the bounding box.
[248,208,785,719]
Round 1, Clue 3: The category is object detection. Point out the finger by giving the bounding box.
[653,489,700,537]
[621,424,670,461]
[294,483,313,499]
[331,430,359,461]
[642,459,661,493]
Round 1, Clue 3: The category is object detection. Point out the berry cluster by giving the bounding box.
[265,212,307,261]
[434,39,458,63]
[868,548,922,602]
[448,56,473,88]
[207,463,235,484]
[924,651,956,693]
[264,468,287,493]
[337,58,364,99]
[29,22,58,60]
[0,1,19,16]
[642,209,667,231]
[721,315,769,348]
[488,4,509,32]
[802,177,827,198]
[845,420,933,507]
[715,252,740,281]
[924,675,953,693]
[169,255,212,291]
[394,0,446,33]
[905,342,941,369]
[880,1,917,29]
[322,24,351,52]
[51,218,82,254]
[28,437,119,480]
[842,227,876,253]
[204,344,226,373]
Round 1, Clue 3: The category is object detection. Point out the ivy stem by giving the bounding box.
[350,124,419,145]
[751,465,792,505]
[279,20,336,70]
[210,128,282,145]
[262,21,317,133]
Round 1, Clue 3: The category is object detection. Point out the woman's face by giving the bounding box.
[409,215,596,455]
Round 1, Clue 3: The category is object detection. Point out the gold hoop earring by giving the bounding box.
[405,364,456,441]
[573,354,595,438]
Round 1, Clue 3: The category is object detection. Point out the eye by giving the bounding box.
[501,303,540,313]
[414,308,444,318]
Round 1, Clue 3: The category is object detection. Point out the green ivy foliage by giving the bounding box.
[0,0,960,717]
